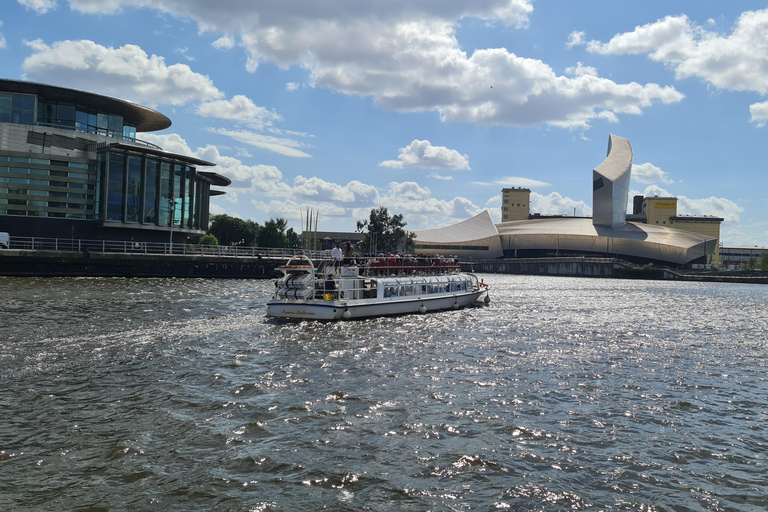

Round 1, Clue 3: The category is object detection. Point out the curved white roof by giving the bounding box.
[497,217,717,264]
[413,210,503,259]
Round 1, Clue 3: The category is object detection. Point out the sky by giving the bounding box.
[1,0,767,247]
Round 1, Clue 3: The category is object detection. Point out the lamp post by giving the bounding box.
[169,202,175,254]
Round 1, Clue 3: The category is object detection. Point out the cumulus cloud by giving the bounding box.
[566,30,586,49]
[427,173,454,181]
[749,101,768,127]
[22,39,223,106]
[212,35,235,50]
[531,191,591,216]
[59,0,681,129]
[380,139,470,170]
[197,95,282,128]
[18,0,57,14]
[632,162,675,185]
[584,10,768,101]
[0,20,6,50]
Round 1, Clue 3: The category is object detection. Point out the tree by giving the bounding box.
[745,255,758,270]
[208,214,258,246]
[759,251,768,272]
[286,227,300,249]
[197,234,219,246]
[257,218,289,248]
[356,206,416,254]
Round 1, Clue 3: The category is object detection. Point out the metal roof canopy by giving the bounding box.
[0,78,171,132]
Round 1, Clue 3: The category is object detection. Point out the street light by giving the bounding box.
[169,201,175,254]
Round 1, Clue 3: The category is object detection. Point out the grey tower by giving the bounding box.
[592,134,632,229]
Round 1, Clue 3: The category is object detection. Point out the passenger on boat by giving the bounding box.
[331,244,342,270]
[325,273,337,300]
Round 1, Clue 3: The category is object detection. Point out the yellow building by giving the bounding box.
[501,187,531,222]
[640,196,723,266]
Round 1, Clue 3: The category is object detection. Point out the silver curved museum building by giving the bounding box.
[414,135,722,268]
[0,79,230,242]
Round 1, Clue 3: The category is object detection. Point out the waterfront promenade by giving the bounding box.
[0,236,312,278]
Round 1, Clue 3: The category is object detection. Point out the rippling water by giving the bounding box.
[1,275,767,511]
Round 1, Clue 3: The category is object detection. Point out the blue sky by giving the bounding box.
[1,1,767,246]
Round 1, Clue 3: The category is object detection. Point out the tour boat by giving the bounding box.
[266,254,490,320]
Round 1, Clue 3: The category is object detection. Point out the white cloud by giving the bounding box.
[585,10,768,96]
[380,139,470,170]
[749,101,768,127]
[22,39,223,106]
[211,128,312,158]
[139,132,483,229]
[566,31,585,49]
[0,20,5,49]
[175,46,195,62]
[197,95,282,128]
[286,82,300,91]
[18,0,57,14]
[212,35,235,50]
[60,0,681,129]
[632,162,674,185]
[531,191,591,216]
[427,172,454,181]
[474,176,551,187]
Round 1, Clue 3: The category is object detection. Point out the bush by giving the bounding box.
[198,234,219,246]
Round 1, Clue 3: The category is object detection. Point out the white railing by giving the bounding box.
[3,236,327,259]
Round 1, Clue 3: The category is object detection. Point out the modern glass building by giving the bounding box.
[0,79,230,242]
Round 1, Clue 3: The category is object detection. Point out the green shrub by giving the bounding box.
[198,234,219,246]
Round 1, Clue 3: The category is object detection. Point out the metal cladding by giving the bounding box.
[593,134,632,229]
[496,217,718,265]
[413,210,504,260]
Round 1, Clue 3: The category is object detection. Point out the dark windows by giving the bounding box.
[126,155,142,222]
[144,159,158,224]
[159,162,172,226]
[107,153,125,221]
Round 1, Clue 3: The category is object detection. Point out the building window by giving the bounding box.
[106,153,125,221]
[126,155,142,222]
[159,162,172,226]
[144,159,158,224]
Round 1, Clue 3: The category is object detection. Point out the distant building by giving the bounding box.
[720,246,767,269]
[415,134,721,268]
[0,79,230,243]
[501,187,530,222]
[632,196,723,266]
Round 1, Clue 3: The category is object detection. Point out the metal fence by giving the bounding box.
[3,236,328,259]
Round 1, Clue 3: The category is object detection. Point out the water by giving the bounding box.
[1,275,767,511]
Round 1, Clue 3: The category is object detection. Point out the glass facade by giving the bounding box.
[0,91,137,141]
[0,155,96,219]
[97,151,209,232]
[0,85,220,236]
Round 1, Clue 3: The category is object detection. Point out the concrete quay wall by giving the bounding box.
[461,257,629,278]
[0,250,282,278]
[462,257,768,284]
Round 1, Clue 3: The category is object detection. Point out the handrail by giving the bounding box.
[33,122,164,150]
[1,235,327,259]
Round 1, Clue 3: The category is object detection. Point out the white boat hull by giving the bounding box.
[267,289,487,320]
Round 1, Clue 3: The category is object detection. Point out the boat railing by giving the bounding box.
[316,256,461,278]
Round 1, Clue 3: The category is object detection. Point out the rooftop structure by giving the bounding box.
[0,79,230,243]
[592,134,632,229]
